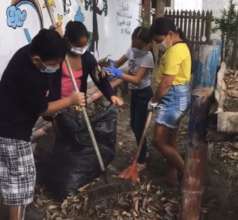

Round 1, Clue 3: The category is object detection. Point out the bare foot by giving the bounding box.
[137,163,146,172]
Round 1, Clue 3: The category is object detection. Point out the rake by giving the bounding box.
[119,109,154,183]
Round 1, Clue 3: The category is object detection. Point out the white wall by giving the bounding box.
[174,0,203,10]
[203,0,238,17]
[0,0,140,79]
[173,0,238,15]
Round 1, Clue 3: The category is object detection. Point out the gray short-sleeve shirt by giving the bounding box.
[125,48,154,90]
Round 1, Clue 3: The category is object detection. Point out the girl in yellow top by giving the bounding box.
[150,17,191,186]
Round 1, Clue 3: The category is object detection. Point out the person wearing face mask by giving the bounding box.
[103,27,155,171]
[0,29,86,220]
[150,17,191,186]
[50,21,123,106]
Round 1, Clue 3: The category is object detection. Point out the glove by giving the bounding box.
[148,100,159,111]
[104,66,123,78]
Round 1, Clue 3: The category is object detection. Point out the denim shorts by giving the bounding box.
[155,84,191,129]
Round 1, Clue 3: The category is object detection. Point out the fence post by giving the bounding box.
[205,11,212,43]
[180,43,221,220]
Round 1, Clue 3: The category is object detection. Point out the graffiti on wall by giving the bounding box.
[1,0,141,78]
[8,0,43,29]
[83,0,108,52]
[74,6,85,22]
[116,0,133,35]
[6,5,27,29]
[62,0,72,15]
[84,0,108,16]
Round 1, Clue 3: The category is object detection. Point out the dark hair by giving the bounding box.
[132,26,152,44]
[150,17,186,41]
[65,21,89,44]
[30,29,67,61]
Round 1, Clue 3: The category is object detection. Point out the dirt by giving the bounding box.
[1,97,238,220]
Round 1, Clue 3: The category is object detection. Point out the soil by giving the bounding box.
[1,98,238,220]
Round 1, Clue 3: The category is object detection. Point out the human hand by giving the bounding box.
[147,99,159,111]
[70,92,86,107]
[111,96,124,107]
[104,66,123,78]
[98,56,115,67]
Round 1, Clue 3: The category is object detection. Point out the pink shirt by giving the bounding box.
[61,62,83,98]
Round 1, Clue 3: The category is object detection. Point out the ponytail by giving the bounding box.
[177,28,186,42]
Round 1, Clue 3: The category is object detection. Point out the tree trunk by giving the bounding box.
[156,0,165,17]
[180,88,212,220]
[142,0,151,27]
[180,44,222,220]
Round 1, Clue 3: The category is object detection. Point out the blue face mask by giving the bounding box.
[41,63,60,74]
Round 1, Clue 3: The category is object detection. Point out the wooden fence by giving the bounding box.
[164,10,213,57]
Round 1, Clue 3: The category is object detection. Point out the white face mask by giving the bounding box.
[131,48,148,57]
[161,40,169,49]
[71,45,88,55]
[41,63,60,74]
[160,36,172,49]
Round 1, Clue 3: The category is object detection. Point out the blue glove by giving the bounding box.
[104,66,123,78]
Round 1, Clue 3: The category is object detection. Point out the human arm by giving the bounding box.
[153,75,175,102]
[85,54,124,106]
[44,92,85,115]
[114,55,128,67]
[104,51,154,86]
[104,66,147,86]
[98,55,128,68]
[152,46,182,102]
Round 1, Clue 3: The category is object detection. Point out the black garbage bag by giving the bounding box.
[36,106,117,201]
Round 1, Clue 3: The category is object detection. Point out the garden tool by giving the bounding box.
[119,102,159,183]
[44,0,107,182]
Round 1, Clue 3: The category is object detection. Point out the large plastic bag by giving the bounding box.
[36,106,117,201]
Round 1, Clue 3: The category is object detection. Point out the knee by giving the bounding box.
[153,136,164,151]
[154,135,171,157]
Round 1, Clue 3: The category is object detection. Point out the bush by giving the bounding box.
[214,0,238,68]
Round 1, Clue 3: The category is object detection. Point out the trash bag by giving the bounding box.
[36,106,117,201]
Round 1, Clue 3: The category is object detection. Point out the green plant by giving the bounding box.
[214,0,238,68]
